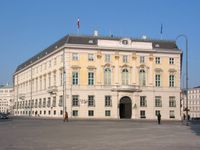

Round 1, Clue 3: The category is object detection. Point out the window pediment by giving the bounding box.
[155,68,163,73]
[168,68,176,73]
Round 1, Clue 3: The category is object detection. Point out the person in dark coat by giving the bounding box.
[64,111,68,122]
[157,112,161,124]
[183,114,186,120]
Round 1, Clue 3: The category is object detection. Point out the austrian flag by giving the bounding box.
[77,18,80,29]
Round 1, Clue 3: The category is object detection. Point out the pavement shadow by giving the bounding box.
[189,120,200,136]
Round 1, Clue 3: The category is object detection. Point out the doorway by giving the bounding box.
[119,96,132,119]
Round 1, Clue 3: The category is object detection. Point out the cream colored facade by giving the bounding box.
[13,35,182,120]
[0,85,14,114]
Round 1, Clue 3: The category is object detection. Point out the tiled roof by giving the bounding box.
[15,34,179,73]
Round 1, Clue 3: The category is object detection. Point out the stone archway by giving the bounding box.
[119,96,132,119]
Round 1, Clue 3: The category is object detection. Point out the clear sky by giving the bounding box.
[0,0,199,88]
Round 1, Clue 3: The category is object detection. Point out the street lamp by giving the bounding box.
[176,34,189,126]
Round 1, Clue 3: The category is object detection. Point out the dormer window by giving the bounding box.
[88,40,93,44]
[122,40,128,45]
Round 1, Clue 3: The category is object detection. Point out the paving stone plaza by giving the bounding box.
[0,118,200,150]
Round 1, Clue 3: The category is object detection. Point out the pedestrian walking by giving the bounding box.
[183,114,186,120]
[64,111,68,122]
[157,112,161,125]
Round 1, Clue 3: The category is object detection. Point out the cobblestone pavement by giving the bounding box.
[0,117,200,150]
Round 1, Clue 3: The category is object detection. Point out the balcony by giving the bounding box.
[111,85,141,92]
[47,86,58,94]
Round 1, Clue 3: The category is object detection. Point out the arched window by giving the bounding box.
[139,69,146,86]
[122,69,129,85]
[104,68,111,85]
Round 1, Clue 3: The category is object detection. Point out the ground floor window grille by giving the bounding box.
[88,110,94,116]
[140,110,146,118]
[155,110,160,116]
[105,110,111,116]
[73,110,78,116]
[60,110,63,115]
[170,110,175,118]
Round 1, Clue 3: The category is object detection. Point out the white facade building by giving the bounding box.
[0,85,14,114]
[13,34,182,120]
[182,87,200,119]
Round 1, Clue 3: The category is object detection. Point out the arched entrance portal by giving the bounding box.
[119,96,132,119]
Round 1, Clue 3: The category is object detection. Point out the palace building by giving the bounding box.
[13,34,182,120]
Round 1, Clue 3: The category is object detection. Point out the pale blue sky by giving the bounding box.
[0,0,199,87]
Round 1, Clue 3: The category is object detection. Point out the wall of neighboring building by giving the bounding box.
[0,86,14,114]
[182,88,200,119]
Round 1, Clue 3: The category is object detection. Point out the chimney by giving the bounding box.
[93,30,98,36]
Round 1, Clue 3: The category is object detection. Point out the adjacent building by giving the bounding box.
[13,34,182,120]
[0,85,14,114]
[182,87,200,119]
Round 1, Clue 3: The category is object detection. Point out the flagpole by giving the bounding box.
[160,24,163,40]
[77,17,80,35]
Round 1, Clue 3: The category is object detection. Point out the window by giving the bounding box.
[105,96,112,107]
[140,56,145,63]
[59,95,63,107]
[39,99,42,108]
[169,96,176,107]
[39,77,42,91]
[105,110,111,116]
[52,96,56,107]
[155,74,161,87]
[140,110,146,118]
[104,68,111,85]
[73,110,78,116]
[155,57,160,64]
[169,110,175,118]
[169,75,175,87]
[43,98,46,108]
[53,71,56,86]
[60,110,63,115]
[122,40,128,45]
[155,96,162,107]
[48,73,51,87]
[88,110,94,116]
[44,75,46,90]
[155,110,160,116]
[139,69,146,86]
[88,54,94,61]
[122,69,129,85]
[35,99,38,108]
[123,55,128,63]
[105,54,111,62]
[60,70,63,86]
[88,95,95,107]
[169,57,174,64]
[72,95,79,106]
[44,110,46,115]
[47,97,51,107]
[48,110,51,115]
[140,96,147,107]
[88,72,94,85]
[72,53,79,61]
[72,71,79,85]
[36,78,38,91]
